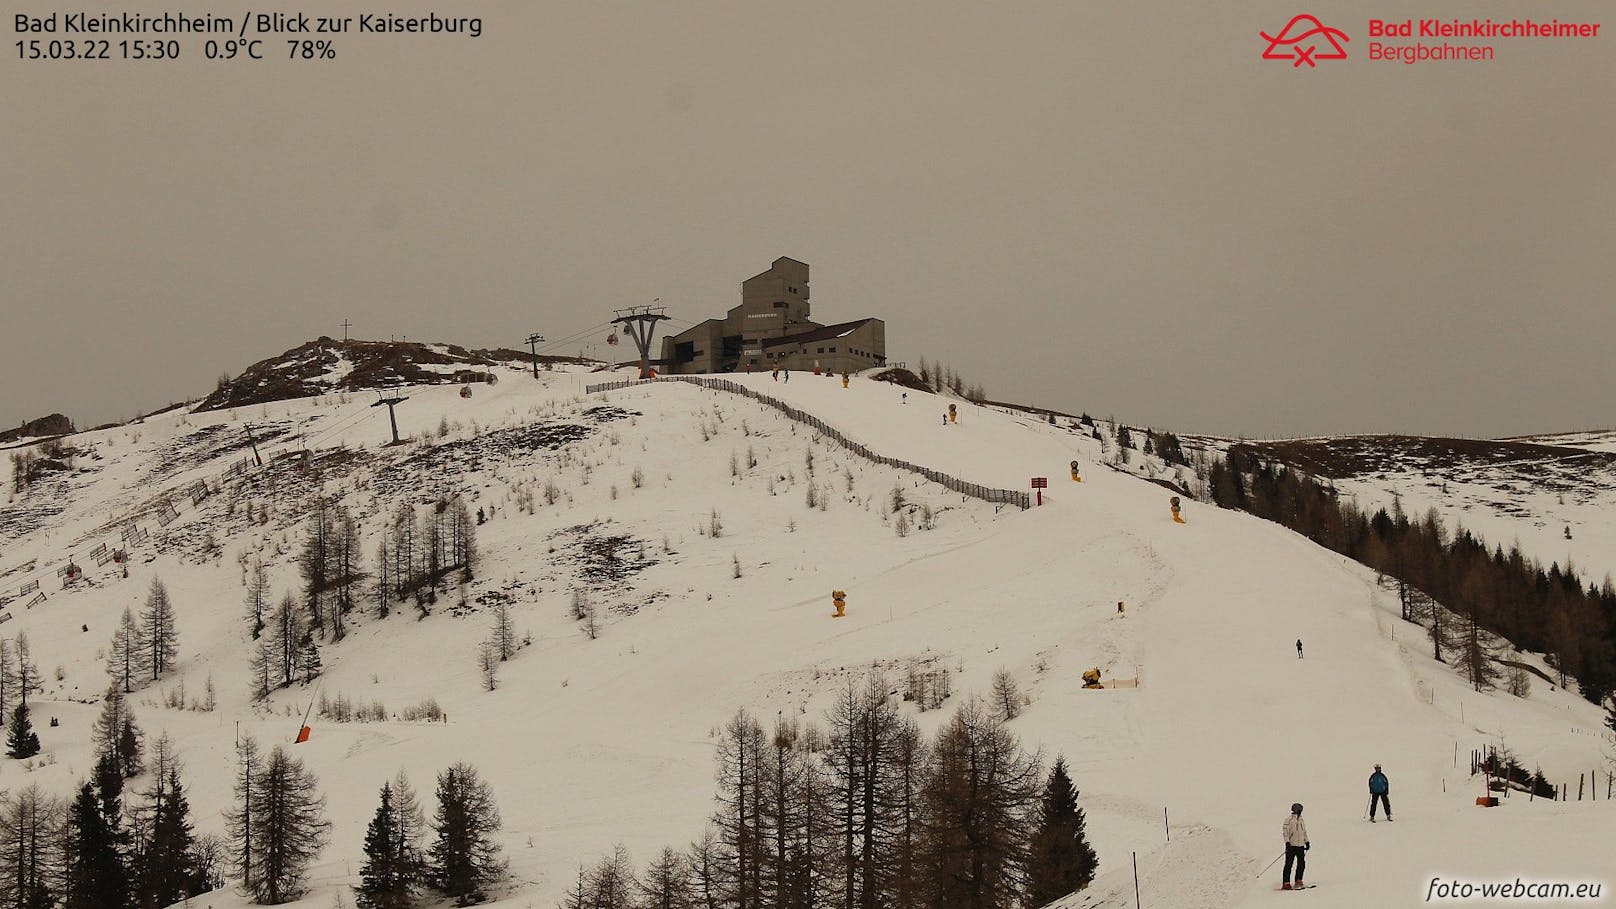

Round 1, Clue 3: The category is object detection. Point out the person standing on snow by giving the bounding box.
[1296,639,1304,659]
[1369,764,1392,821]
[1281,802,1309,890]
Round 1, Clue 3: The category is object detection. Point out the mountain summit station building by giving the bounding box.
[659,257,886,375]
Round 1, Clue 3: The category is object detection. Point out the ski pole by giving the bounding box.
[1256,851,1284,879]
[1363,795,1372,820]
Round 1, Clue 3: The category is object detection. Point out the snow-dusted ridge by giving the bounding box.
[1,362,1610,908]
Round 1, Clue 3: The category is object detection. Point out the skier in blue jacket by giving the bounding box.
[1368,764,1392,822]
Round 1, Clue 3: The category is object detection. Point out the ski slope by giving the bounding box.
[1,363,1610,908]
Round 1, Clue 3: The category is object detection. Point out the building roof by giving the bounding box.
[760,318,880,349]
[743,256,811,284]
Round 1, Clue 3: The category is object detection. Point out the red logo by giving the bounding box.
[1261,14,1350,67]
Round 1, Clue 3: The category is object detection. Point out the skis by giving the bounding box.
[1278,884,1318,891]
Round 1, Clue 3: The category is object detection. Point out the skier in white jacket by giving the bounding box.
[1282,802,1310,890]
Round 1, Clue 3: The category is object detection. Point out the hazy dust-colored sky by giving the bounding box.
[3,1,1612,438]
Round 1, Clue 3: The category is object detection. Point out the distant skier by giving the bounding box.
[783,369,789,383]
[772,369,779,381]
[901,392,907,405]
[942,412,948,426]
[1296,639,1304,659]
[1281,802,1309,890]
[1369,764,1392,822]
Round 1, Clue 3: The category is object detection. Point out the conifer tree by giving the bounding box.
[356,783,412,909]
[63,781,129,909]
[918,699,1041,909]
[93,686,142,780]
[374,537,393,620]
[299,633,323,684]
[0,638,15,720]
[106,608,146,693]
[490,603,516,662]
[136,762,206,908]
[13,632,41,708]
[223,735,263,894]
[91,752,124,827]
[246,562,270,640]
[248,638,273,702]
[639,846,694,909]
[6,702,40,759]
[586,845,637,909]
[140,579,179,681]
[245,745,330,904]
[117,718,144,780]
[267,593,302,688]
[1024,758,1097,905]
[391,770,427,884]
[0,785,62,909]
[428,762,506,905]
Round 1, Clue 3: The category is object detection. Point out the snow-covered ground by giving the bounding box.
[1,365,1610,908]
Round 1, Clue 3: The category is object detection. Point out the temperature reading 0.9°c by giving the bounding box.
[204,39,261,60]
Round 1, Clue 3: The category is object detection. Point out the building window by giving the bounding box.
[828,347,836,353]
[775,301,787,308]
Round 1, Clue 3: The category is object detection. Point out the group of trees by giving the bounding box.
[105,580,181,694]
[298,498,363,640]
[0,691,222,907]
[246,592,324,701]
[913,358,986,404]
[356,763,506,908]
[0,633,45,758]
[1208,448,1616,703]
[224,736,331,904]
[567,678,1096,909]
[375,499,478,619]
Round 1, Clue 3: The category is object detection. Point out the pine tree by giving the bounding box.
[450,498,477,580]
[13,633,41,708]
[93,686,142,780]
[391,770,427,887]
[374,537,393,620]
[299,633,323,684]
[587,845,637,909]
[246,562,270,639]
[245,745,330,904]
[106,608,146,693]
[140,579,179,681]
[91,752,124,828]
[136,763,205,908]
[63,781,129,909]
[639,847,693,909]
[714,710,764,909]
[330,506,360,640]
[6,703,41,759]
[248,639,273,702]
[0,638,16,719]
[490,603,516,662]
[267,593,301,688]
[918,699,1041,909]
[1024,758,1098,905]
[0,785,63,909]
[477,640,498,692]
[117,718,143,780]
[299,497,331,638]
[223,735,263,894]
[428,762,506,905]
[356,784,411,909]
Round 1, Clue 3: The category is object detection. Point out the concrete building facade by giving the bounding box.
[660,257,886,375]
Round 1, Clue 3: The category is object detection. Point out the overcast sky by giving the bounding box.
[3,1,1612,438]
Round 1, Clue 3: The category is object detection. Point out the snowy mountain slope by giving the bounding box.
[1183,432,1616,588]
[1,365,1611,908]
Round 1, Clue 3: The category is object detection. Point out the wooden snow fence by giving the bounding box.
[586,376,1031,511]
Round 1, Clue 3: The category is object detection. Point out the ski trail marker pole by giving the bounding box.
[1133,851,1142,909]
